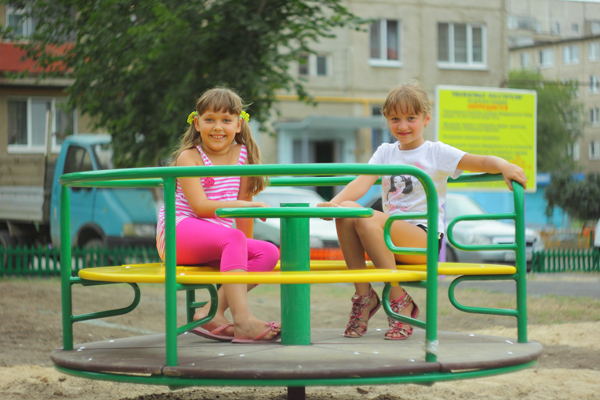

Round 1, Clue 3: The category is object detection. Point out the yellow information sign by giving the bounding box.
[435,85,537,192]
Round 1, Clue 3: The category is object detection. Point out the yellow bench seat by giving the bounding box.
[78,263,427,285]
[303,260,517,275]
[78,260,516,286]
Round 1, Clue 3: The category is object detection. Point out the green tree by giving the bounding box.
[507,69,583,173]
[545,170,600,223]
[1,1,366,167]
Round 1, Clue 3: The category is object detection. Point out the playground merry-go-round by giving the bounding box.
[51,164,542,400]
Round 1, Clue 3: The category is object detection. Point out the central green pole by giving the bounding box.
[280,203,311,345]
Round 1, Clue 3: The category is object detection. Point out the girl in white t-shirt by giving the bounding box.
[317,81,527,340]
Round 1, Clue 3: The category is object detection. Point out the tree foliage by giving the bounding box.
[545,170,600,222]
[507,69,583,173]
[1,0,366,167]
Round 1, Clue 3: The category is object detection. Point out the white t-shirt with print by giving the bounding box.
[368,140,466,232]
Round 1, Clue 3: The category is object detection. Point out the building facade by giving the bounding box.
[0,5,100,187]
[268,0,509,171]
[507,0,600,174]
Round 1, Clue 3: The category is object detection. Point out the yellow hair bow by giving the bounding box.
[187,111,198,125]
[240,110,250,122]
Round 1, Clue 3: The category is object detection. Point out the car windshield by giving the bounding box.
[92,143,114,170]
[256,191,325,208]
[445,195,488,221]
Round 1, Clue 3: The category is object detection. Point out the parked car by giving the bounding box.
[252,187,339,248]
[357,187,544,268]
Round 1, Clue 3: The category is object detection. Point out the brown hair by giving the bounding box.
[382,81,431,118]
[170,88,267,196]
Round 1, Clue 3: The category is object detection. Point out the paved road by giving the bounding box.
[438,273,600,300]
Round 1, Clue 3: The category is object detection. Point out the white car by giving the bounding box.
[443,193,544,268]
[252,187,340,248]
[357,189,544,269]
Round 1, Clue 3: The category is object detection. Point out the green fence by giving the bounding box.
[3,246,600,277]
[531,248,600,273]
[0,245,161,277]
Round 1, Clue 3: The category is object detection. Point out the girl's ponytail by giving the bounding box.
[236,119,268,196]
[170,122,200,166]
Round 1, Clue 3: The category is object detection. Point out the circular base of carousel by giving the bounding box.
[51,329,543,386]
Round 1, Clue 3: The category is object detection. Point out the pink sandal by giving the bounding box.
[344,286,381,338]
[385,290,419,340]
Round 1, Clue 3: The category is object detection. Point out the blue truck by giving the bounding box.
[0,134,157,251]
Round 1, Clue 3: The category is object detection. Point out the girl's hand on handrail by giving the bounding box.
[499,163,527,191]
[316,201,340,221]
[245,201,271,221]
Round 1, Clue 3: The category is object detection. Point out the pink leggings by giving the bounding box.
[175,218,279,272]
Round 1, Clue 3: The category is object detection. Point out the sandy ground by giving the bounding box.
[1,275,599,400]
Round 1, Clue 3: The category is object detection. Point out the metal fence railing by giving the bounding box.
[531,248,600,273]
[0,245,161,277]
[3,246,600,277]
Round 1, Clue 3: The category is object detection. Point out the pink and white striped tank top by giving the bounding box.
[155,144,248,260]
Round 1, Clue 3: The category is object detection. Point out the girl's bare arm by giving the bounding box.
[457,154,527,190]
[318,175,379,208]
[177,150,268,218]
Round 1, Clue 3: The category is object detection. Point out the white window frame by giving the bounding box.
[589,42,599,62]
[590,140,600,161]
[593,21,600,35]
[573,142,580,162]
[551,21,560,35]
[369,19,402,68]
[563,45,579,65]
[538,48,554,68]
[7,97,78,154]
[6,5,35,37]
[590,107,599,126]
[589,75,599,95]
[437,23,487,70]
[297,53,332,77]
[572,23,579,35]
[521,52,530,68]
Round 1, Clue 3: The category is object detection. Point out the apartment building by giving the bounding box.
[509,35,600,173]
[0,5,99,187]
[507,0,600,48]
[270,0,509,170]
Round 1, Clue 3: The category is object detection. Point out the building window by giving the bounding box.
[369,19,401,67]
[593,21,600,35]
[590,107,599,126]
[590,140,600,161]
[297,53,330,77]
[572,23,579,35]
[538,48,554,68]
[521,52,530,68]
[551,21,560,35]
[571,142,581,161]
[298,54,309,76]
[438,23,486,69]
[589,42,599,62]
[589,75,599,94]
[7,97,76,153]
[563,45,579,65]
[6,5,36,37]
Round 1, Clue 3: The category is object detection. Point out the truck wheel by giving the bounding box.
[83,238,105,268]
[0,230,29,272]
[0,230,15,271]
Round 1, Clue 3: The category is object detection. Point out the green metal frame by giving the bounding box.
[57,164,529,387]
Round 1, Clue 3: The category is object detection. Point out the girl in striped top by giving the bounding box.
[156,88,280,343]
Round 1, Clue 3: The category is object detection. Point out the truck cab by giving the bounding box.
[50,134,157,250]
